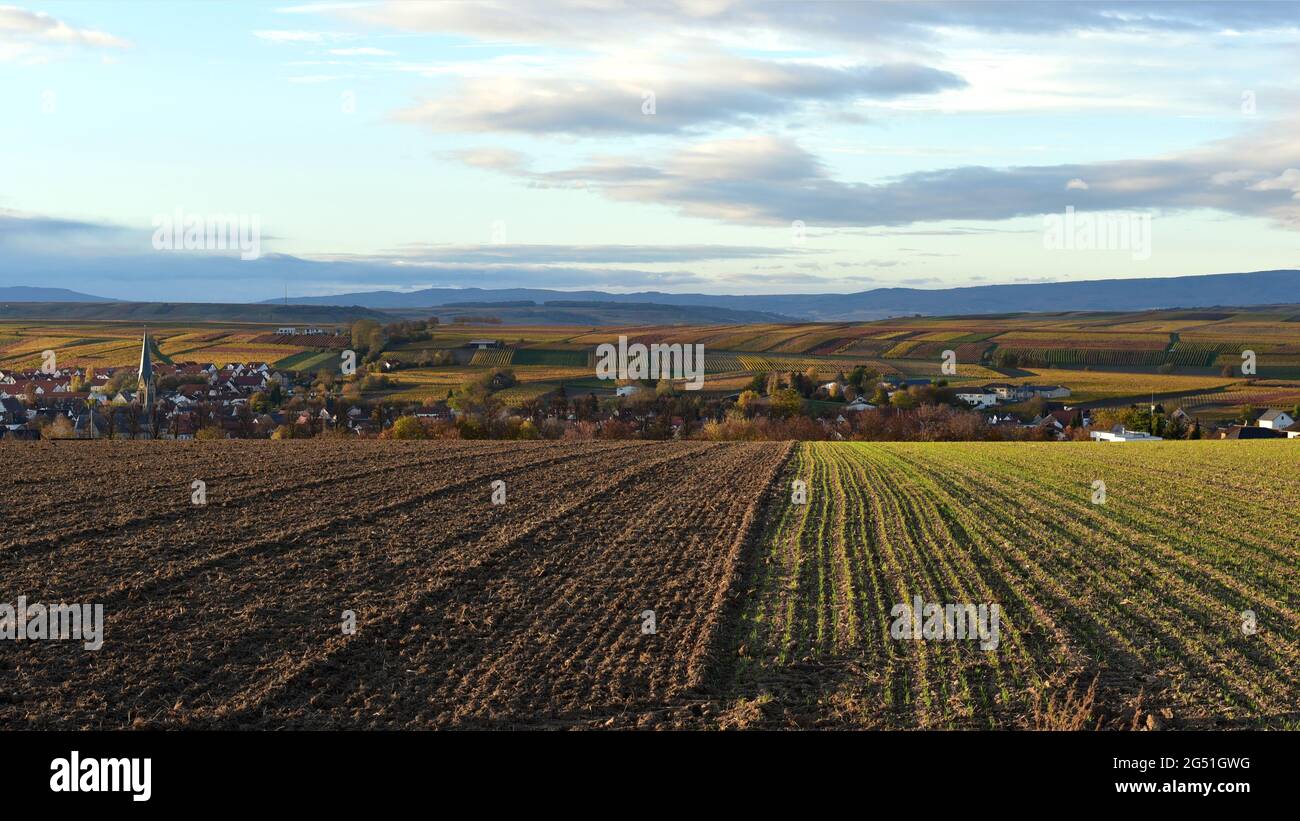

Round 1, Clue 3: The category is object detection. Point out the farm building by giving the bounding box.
[1256,408,1295,429]
[1023,384,1071,399]
[466,339,502,350]
[1091,427,1162,442]
[1220,425,1287,440]
[980,383,1071,402]
[887,377,933,388]
[983,382,1020,400]
[955,388,998,408]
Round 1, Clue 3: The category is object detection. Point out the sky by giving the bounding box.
[2,0,1299,302]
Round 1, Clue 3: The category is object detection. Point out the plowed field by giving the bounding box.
[0,440,791,729]
[2,439,1294,730]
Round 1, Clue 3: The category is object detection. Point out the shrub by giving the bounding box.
[390,416,427,440]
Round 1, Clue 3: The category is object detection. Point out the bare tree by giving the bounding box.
[124,403,142,439]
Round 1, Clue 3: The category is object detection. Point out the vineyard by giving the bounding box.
[273,350,345,372]
[492,383,559,406]
[995,369,1234,403]
[1175,386,1300,414]
[10,311,1300,418]
[249,333,350,349]
[1,438,1293,730]
[510,348,589,367]
[0,324,352,372]
[733,353,894,375]
[549,312,1300,379]
[469,349,514,367]
[995,347,1170,367]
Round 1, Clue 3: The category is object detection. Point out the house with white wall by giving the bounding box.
[1257,409,1294,430]
[1091,427,1162,442]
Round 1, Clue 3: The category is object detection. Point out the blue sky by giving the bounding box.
[2,0,1300,301]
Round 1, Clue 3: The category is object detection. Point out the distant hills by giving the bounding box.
[0,301,389,323]
[406,300,794,325]
[0,286,115,302]
[268,269,1300,322]
[5,269,1300,324]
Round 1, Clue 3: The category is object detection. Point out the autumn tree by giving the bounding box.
[390,416,426,440]
[769,388,804,419]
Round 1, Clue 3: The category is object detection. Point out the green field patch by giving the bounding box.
[512,348,589,367]
[275,350,341,372]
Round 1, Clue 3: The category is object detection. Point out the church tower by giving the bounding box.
[138,328,155,413]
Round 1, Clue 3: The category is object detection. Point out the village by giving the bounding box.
[1,331,1296,443]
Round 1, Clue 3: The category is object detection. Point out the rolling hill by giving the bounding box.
[268,269,1300,322]
[0,286,115,302]
[0,301,390,323]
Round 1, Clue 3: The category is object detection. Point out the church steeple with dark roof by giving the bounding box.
[138,327,154,412]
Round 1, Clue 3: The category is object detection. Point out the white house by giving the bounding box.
[956,389,998,409]
[276,327,297,335]
[1091,427,1163,442]
[1024,384,1071,399]
[983,383,1023,401]
[1257,408,1294,430]
[844,397,876,412]
[615,385,641,398]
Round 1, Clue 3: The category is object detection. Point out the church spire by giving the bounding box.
[138,327,154,412]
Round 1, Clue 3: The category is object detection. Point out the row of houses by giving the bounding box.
[1218,407,1300,439]
[0,358,298,439]
[955,383,1071,409]
[0,361,288,404]
[1088,408,1300,442]
[4,394,384,441]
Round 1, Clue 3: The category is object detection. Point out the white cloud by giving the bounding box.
[0,5,130,60]
[1249,168,1300,199]
[311,1,1300,48]
[294,1,1300,121]
[397,55,963,135]
[460,119,1300,229]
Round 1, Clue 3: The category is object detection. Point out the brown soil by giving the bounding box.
[0,439,791,729]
